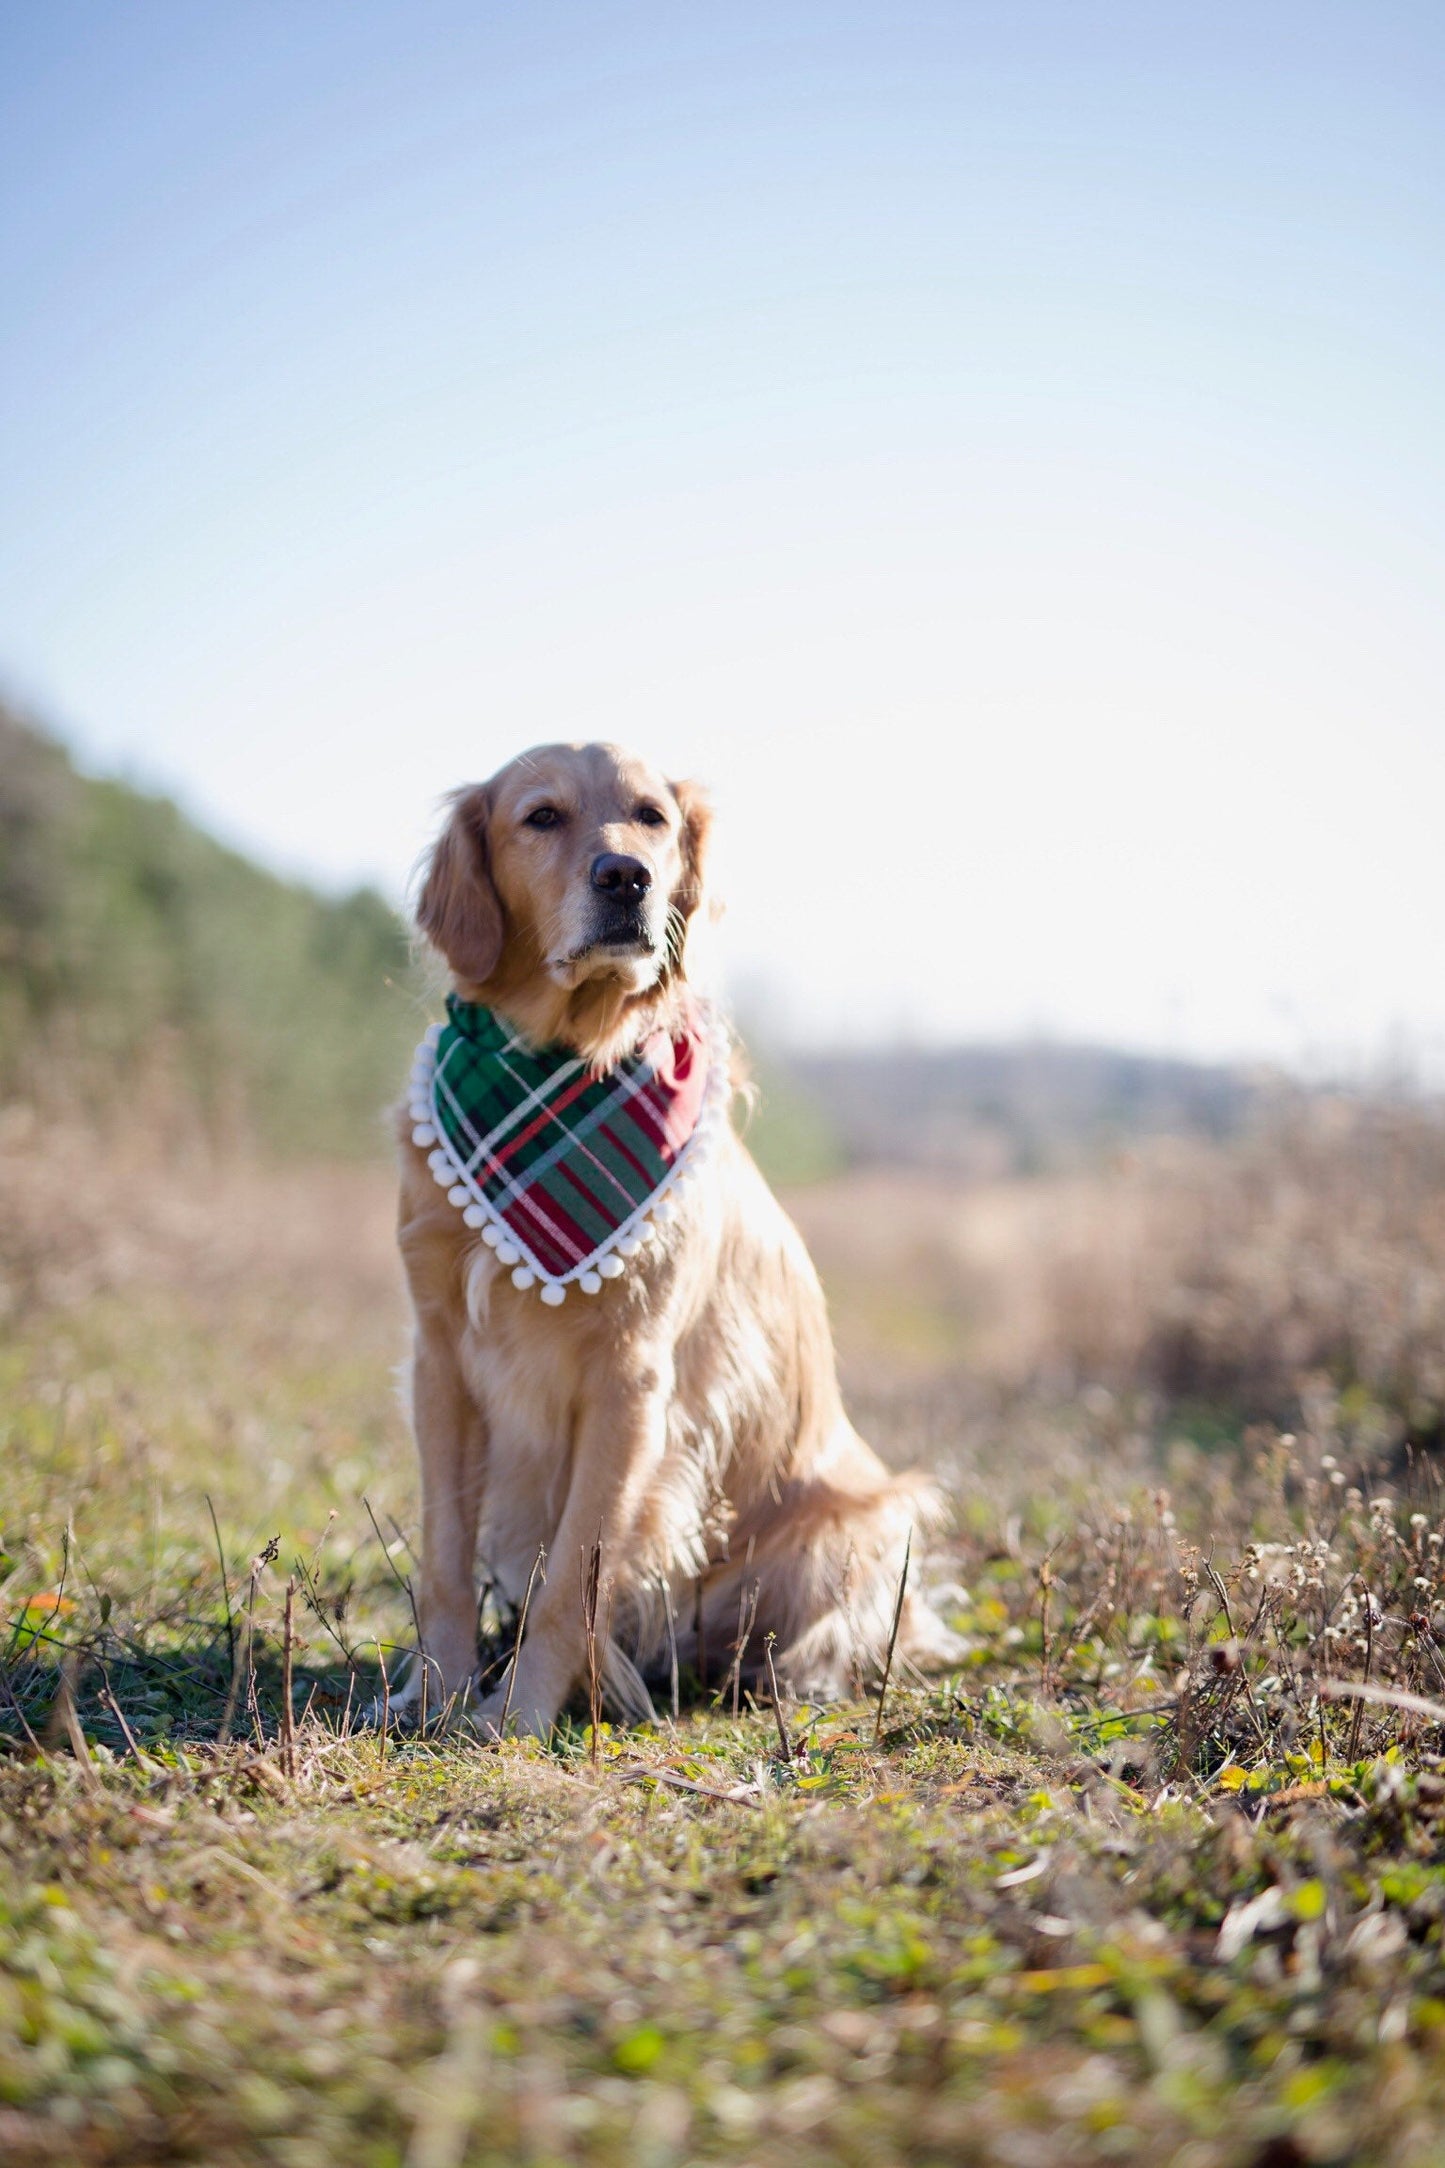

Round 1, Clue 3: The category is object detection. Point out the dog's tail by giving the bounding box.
[601,1635,658,1726]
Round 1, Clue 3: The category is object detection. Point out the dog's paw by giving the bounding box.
[470,1682,557,1741]
[360,1691,419,1732]
[361,1667,478,1732]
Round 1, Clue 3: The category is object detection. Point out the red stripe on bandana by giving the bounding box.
[599,1114,662,1190]
[627,1061,706,1156]
[504,1185,592,1275]
[487,1067,599,1171]
[554,1156,622,1233]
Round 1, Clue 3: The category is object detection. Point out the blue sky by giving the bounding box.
[3,3,1442,1067]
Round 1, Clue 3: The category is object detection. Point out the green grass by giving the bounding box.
[8,1218,1445,2164]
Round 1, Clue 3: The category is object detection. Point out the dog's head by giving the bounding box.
[417,742,712,1060]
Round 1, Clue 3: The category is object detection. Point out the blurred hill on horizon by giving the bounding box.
[771,1039,1260,1181]
[0,704,424,1156]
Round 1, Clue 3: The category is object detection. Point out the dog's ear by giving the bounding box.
[416,785,504,984]
[668,777,713,926]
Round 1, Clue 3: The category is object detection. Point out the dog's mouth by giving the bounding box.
[571,911,654,959]
[548,911,658,984]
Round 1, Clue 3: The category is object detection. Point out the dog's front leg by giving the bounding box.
[476,1350,672,1738]
[407,1316,488,1717]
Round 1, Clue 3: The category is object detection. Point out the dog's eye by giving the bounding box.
[524,805,564,830]
[635,804,667,828]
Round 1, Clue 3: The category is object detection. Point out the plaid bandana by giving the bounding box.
[407,993,726,1304]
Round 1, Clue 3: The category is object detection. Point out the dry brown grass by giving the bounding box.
[0,1102,401,1328]
[790,1095,1445,1441]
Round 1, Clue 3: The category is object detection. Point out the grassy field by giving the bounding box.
[5,1108,1445,2166]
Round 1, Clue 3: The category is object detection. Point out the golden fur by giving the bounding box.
[396,741,948,1735]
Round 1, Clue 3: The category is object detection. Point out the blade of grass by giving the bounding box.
[764,1633,791,1764]
[727,1581,760,1720]
[498,1544,545,1740]
[363,1496,423,1670]
[873,1529,912,1747]
[1318,1676,1445,1727]
[206,1494,235,1679]
[582,1535,603,1768]
[281,1576,297,1780]
[659,1572,680,1724]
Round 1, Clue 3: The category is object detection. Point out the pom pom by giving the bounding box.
[448,1185,470,1208]
[462,1205,486,1229]
[579,1271,602,1294]
[539,1283,567,1306]
[617,1237,641,1258]
[495,1240,521,1267]
[597,1256,626,1280]
[412,1124,437,1148]
[424,1023,442,1048]
[427,1148,449,1175]
[433,1162,454,1189]
[511,1266,536,1290]
[653,1196,678,1224]
[481,1223,502,1248]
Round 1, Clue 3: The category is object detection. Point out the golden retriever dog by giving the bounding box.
[395,740,949,1735]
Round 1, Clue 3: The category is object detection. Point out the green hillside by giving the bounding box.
[0,706,425,1156]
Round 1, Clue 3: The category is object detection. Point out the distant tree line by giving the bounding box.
[0,705,426,1156]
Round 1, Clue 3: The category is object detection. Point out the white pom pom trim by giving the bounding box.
[412,1124,437,1147]
[539,1283,566,1306]
[511,1266,536,1290]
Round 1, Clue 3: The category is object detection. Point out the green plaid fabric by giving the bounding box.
[407,993,720,1299]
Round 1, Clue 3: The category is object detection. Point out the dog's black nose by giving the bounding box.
[590,852,652,901]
